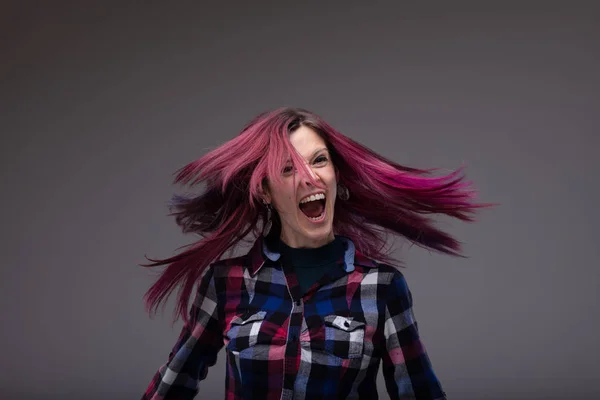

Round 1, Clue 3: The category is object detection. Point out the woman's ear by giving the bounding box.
[259,180,272,204]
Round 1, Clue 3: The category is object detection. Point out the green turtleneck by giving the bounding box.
[277,236,345,296]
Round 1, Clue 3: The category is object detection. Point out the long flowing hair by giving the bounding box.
[141,107,492,323]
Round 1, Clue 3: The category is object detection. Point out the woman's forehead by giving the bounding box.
[285,127,329,159]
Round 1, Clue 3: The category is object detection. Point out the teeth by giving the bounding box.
[307,213,324,221]
[299,193,325,204]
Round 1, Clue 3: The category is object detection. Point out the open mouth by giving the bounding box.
[298,194,326,222]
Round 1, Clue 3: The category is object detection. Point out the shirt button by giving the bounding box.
[344,321,350,328]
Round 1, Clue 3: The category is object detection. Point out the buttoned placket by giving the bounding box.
[280,261,305,400]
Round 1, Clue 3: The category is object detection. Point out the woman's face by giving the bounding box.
[263,125,337,248]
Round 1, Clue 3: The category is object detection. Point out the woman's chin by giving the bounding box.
[299,221,335,244]
[280,209,335,247]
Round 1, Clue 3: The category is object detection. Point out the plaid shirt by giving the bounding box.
[142,236,447,399]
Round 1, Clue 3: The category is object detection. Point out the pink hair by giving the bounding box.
[141,107,493,323]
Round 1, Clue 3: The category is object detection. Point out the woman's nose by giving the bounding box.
[302,166,320,183]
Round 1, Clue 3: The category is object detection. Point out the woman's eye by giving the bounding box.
[282,156,327,174]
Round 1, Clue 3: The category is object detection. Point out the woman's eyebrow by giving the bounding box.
[285,148,328,163]
[310,148,328,158]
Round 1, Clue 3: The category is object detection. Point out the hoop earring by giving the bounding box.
[262,202,272,237]
[337,183,350,201]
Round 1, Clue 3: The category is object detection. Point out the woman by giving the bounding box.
[140,107,489,399]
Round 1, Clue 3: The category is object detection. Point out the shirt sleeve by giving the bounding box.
[381,270,447,400]
[141,265,224,400]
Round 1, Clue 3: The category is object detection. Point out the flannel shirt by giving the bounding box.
[142,235,447,399]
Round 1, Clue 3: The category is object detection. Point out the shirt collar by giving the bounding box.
[247,234,377,276]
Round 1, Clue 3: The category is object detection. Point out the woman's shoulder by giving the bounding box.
[360,259,410,288]
[352,244,403,279]
[208,254,247,278]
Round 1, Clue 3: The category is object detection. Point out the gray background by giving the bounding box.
[1,1,598,399]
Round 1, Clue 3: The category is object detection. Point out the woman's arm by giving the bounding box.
[381,270,447,400]
[141,265,224,400]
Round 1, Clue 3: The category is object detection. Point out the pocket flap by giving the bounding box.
[230,310,267,326]
[324,315,365,332]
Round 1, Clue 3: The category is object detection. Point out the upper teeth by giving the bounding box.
[300,193,325,204]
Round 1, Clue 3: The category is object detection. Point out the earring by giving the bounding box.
[337,183,350,201]
[263,202,272,237]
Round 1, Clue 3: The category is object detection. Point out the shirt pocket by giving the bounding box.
[226,310,267,351]
[320,315,366,359]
